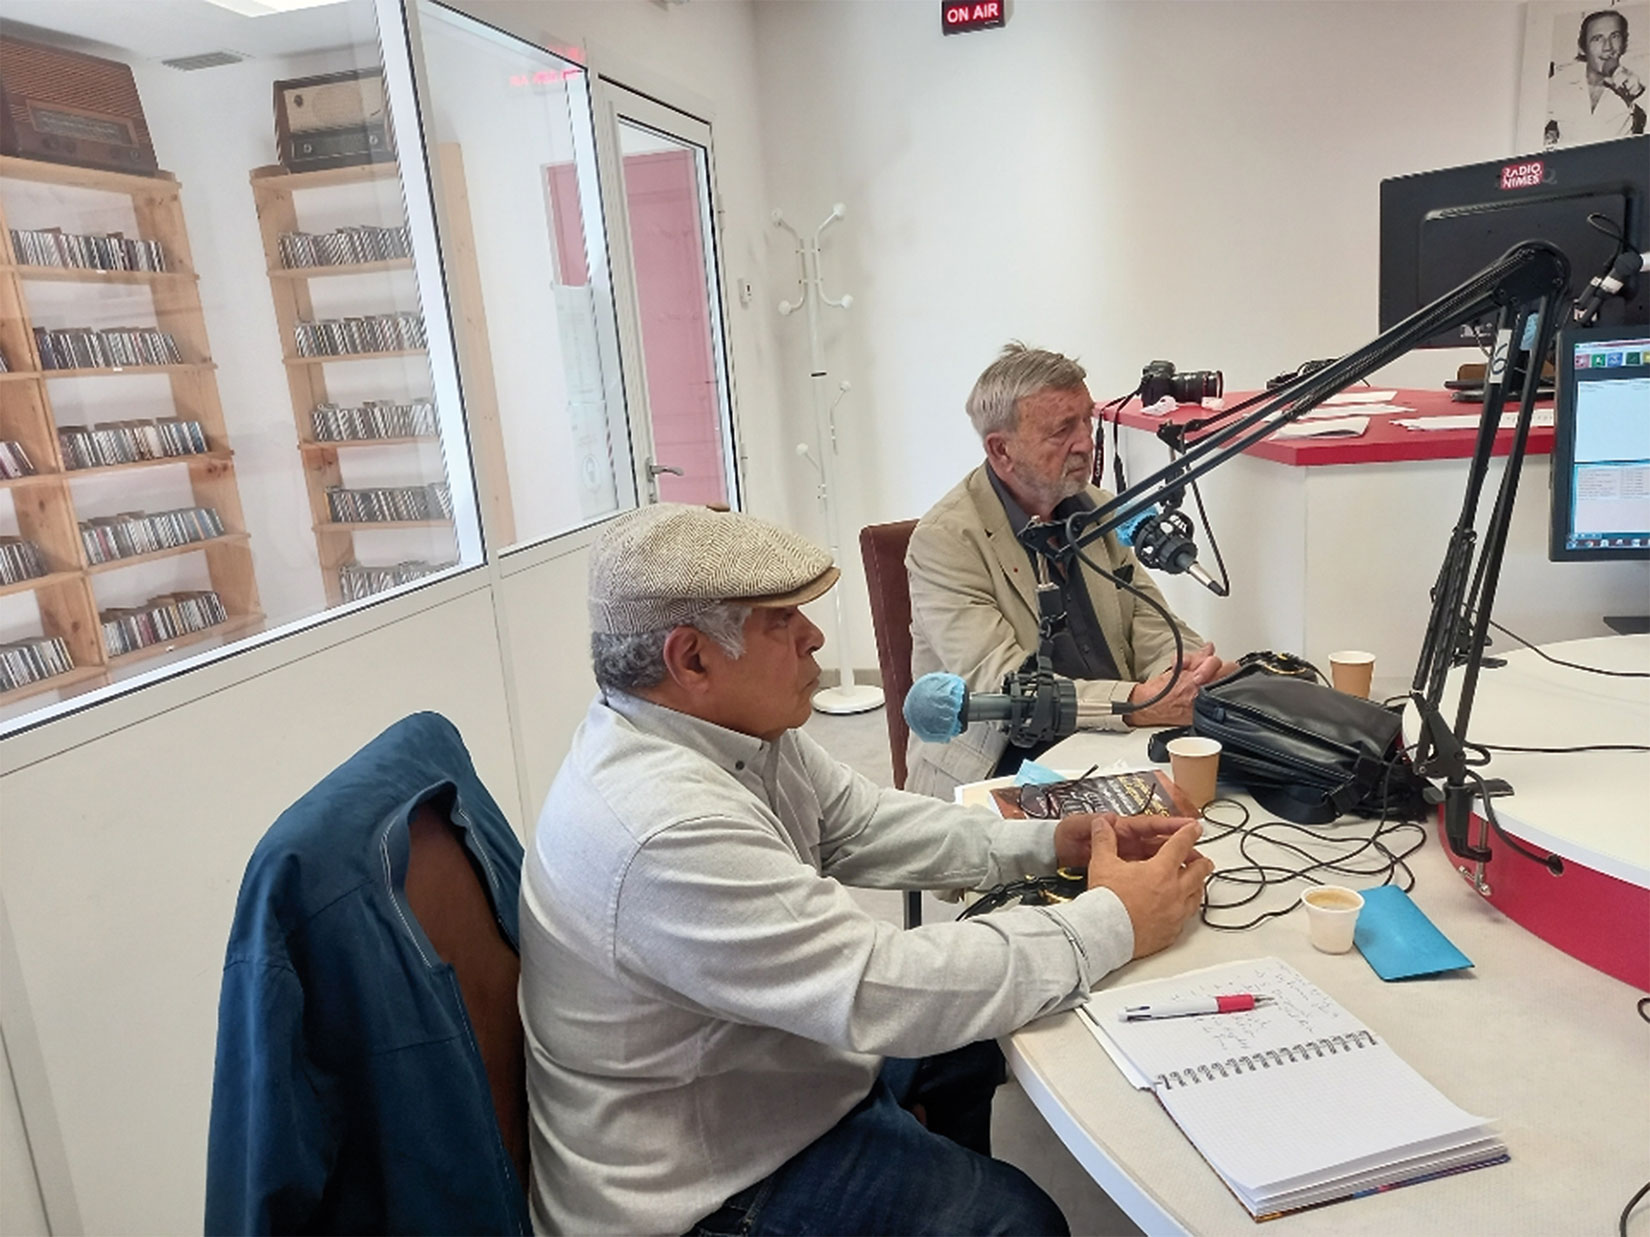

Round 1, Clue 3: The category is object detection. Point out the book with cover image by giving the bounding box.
[990,767,1199,822]
[1081,957,1507,1220]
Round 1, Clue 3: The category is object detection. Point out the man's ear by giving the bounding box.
[660,626,714,695]
[983,430,1013,473]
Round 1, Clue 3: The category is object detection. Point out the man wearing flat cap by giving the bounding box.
[519,503,1212,1237]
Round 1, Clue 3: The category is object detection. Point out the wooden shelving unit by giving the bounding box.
[0,154,262,708]
[251,146,504,604]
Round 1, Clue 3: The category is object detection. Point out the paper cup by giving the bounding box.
[1328,650,1376,698]
[1166,736,1222,810]
[1302,885,1364,953]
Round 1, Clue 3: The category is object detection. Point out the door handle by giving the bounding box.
[648,462,685,478]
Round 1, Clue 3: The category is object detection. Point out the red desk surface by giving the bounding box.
[1112,387,1555,468]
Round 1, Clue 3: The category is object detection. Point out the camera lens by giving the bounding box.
[1170,369,1223,402]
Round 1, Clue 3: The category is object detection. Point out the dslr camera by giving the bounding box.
[1140,360,1223,406]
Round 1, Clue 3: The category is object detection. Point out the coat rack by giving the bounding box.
[773,203,883,715]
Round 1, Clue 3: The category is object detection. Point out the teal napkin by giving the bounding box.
[1013,760,1064,786]
[1354,886,1473,980]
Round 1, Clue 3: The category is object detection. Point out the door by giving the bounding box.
[593,85,738,508]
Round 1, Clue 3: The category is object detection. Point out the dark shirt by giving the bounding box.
[986,469,1127,777]
[985,466,1124,685]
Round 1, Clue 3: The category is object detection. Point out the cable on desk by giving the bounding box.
[1193,775,1427,931]
[1488,618,1650,678]
[1622,996,1650,1237]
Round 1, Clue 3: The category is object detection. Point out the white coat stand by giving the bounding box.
[774,203,883,716]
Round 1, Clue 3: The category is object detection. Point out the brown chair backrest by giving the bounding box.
[859,520,918,789]
[404,801,529,1194]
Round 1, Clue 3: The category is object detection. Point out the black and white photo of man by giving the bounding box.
[1546,5,1649,146]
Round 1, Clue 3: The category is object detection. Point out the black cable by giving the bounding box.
[1487,618,1650,678]
[1479,742,1650,754]
[1192,758,1428,932]
[1626,1181,1650,1237]
[1067,542,1186,716]
[1168,438,1231,596]
[1623,994,1650,1237]
[1466,766,1565,872]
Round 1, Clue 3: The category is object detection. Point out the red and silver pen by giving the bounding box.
[1119,994,1273,1022]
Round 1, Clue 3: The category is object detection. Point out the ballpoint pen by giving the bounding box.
[1119,994,1274,1021]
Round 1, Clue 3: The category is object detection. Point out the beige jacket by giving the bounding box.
[904,465,1201,799]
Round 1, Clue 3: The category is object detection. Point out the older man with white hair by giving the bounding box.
[907,342,1241,801]
[518,502,1212,1237]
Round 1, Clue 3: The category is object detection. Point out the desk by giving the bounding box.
[1441,634,1649,988]
[1001,720,1649,1235]
[1107,388,1649,680]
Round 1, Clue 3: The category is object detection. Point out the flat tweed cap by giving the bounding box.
[588,503,839,635]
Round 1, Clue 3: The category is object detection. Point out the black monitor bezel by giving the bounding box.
[1549,323,1650,563]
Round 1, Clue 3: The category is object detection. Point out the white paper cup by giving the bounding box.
[1302,885,1364,953]
[1166,736,1222,810]
[1328,650,1376,698]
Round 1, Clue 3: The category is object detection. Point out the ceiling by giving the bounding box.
[0,1,372,65]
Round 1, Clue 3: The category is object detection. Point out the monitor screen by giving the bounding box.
[1549,325,1650,561]
[1381,137,1649,349]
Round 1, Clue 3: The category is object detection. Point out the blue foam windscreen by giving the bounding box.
[903,671,967,742]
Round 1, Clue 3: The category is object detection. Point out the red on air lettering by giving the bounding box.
[942,0,1005,33]
[1500,160,1544,190]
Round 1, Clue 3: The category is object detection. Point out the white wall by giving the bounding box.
[752,0,1533,672]
[0,3,780,1232]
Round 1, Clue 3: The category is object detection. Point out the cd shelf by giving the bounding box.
[0,155,262,707]
[251,146,503,604]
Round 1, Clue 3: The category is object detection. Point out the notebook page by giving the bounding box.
[1157,1045,1495,1196]
[1085,957,1368,1084]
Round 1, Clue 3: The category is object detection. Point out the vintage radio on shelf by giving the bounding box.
[0,38,159,175]
[274,68,395,172]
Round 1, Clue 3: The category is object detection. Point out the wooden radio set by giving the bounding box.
[0,36,394,179]
[0,37,160,176]
[273,68,396,172]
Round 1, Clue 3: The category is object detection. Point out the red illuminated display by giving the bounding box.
[942,0,1005,35]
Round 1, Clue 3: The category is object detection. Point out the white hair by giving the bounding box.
[966,342,1088,440]
[590,601,753,693]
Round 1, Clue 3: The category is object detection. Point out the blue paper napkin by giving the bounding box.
[1354,886,1473,980]
[1013,760,1065,786]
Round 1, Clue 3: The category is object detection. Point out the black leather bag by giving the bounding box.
[1187,663,1429,824]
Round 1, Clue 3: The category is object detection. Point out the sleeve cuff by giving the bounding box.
[1038,887,1134,990]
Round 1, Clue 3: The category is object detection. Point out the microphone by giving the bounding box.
[1127,508,1228,596]
[904,671,1107,747]
[1574,250,1648,324]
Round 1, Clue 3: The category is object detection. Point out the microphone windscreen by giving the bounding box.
[904,672,967,742]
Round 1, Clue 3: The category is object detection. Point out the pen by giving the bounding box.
[1119,994,1273,1021]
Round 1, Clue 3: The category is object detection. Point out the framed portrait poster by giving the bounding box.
[1517,1,1650,150]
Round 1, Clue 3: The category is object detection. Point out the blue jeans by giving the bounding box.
[685,1041,1068,1236]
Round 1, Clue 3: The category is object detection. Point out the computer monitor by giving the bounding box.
[1548,324,1650,562]
[1380,137,1649,349]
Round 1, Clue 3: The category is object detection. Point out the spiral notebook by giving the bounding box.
[1078,957,1507,1220]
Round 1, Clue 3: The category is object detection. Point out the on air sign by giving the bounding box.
[942,0,1005,35]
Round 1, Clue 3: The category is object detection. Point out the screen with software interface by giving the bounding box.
[1560,336,1650,554]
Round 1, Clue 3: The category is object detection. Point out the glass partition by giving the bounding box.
[413,0,636,550]
[0,0,480,732]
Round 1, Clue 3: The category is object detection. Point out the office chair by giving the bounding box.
[859,518,921,928]
[205,712,530,1236]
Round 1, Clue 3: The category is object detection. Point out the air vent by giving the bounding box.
[162,50,247,71]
